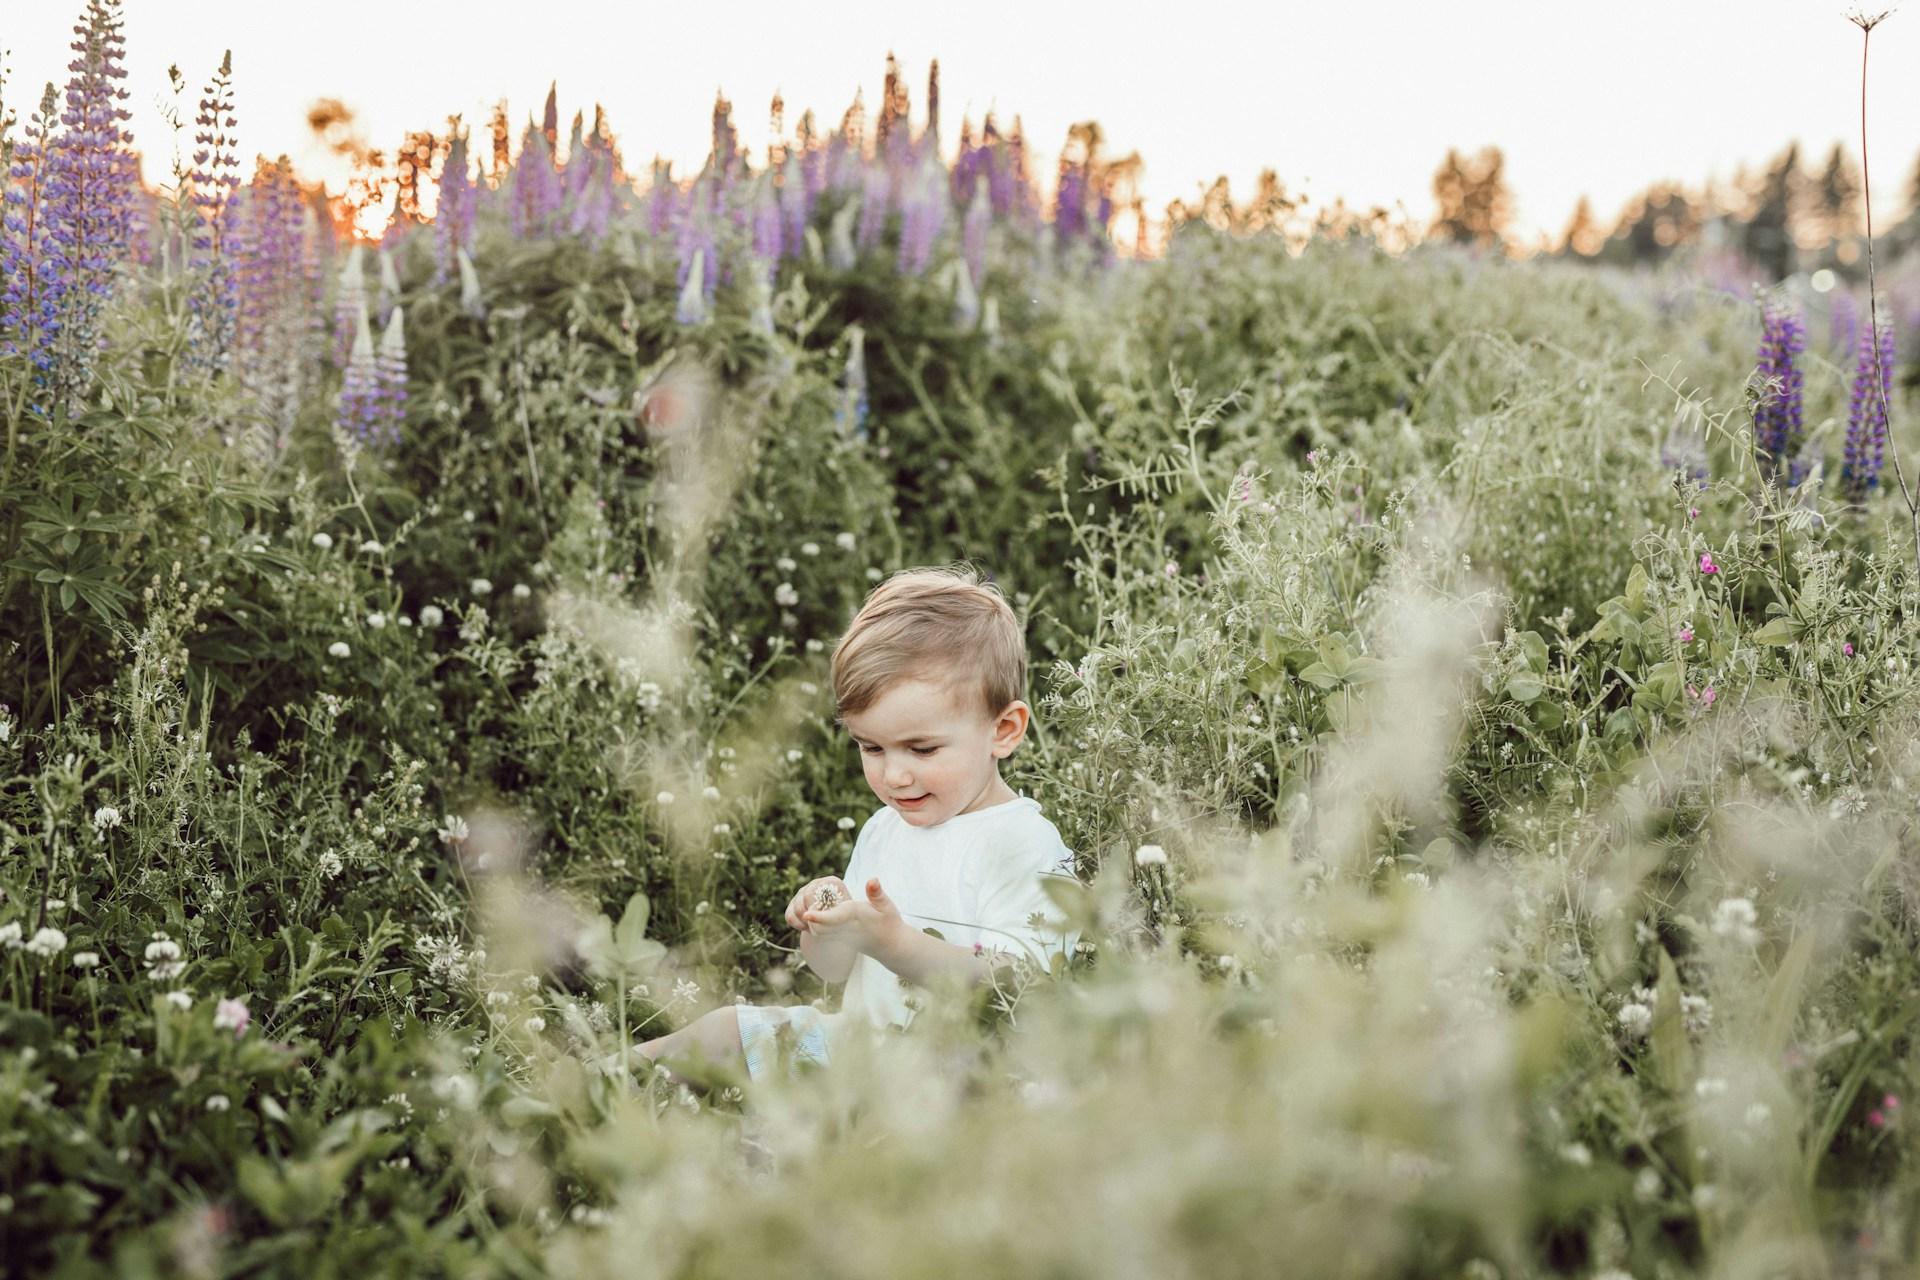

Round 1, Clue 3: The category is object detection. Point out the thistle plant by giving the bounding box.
[1842,319,1895,505]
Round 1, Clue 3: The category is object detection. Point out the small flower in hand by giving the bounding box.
[812,885,840,911]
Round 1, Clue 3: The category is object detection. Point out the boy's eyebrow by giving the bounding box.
[847,731,945,745]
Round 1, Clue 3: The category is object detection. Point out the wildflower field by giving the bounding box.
[7,5,1920,1278]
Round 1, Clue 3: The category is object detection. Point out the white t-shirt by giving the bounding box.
[825,794,1081,1047]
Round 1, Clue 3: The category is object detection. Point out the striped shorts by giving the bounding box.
[734,1003,833,1083]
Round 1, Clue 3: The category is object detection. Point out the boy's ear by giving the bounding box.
[991,702,1031,757]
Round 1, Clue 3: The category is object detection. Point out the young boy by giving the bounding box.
[635,564,1081,1085]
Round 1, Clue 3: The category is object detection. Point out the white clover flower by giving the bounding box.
[835,532,857,552]
[1681,993,1713,1035]
[1691,1184,1718,1212]
[0,922,22,949]
[525,1015,546,1033]
[164,990,193,1011]
[418,605,445,628]
[801,541,820,557]
[512,583,532,600]
[655,791,675,806]
[1617,1002,1653,1038]
[397,614,412,627]
[774,582,799,607]
[144,936,185,980]
[837,816,857,831]
[205,1095,231,1112]
[786,749,804,763]
[702,785,722,801]
[712,823,731,836]
[328,641,351,659]
[1560,1142,1592,1167]
[1134,844,1168,867]
[365,612,387,630]
[805,638,825,653]
[1694,1077,1728,1098]
[437,815,470,844]
[317,850,344,879]
[92,805,122,834]
[25,927,67,957]
[776,556,797,573]
[865,567,883,581]
[470,578,493,597]
[799,681,819,695]
[71,951,100,970]
[311,532,334,550]
[1711,897,1761,945]
[1633,1167,1662,1202]
[359,539,384,554]
[672,978,700,1005]
[1402,872,1431,890]
[433,1073,479,1109]
[485,989,511,1006]
[694,901,710,916]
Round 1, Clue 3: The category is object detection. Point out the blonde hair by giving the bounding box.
[831,563,1026,724]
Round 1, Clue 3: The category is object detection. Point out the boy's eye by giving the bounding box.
[859,745,937,756]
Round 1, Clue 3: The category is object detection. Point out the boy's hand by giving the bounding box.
[786,877,852,935]
[802,877,904,957]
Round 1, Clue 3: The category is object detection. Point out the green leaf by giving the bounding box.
[1505,673,1545,703]
[1752,618,1799,646]
[1038,876,1097,932]
[1297,662,1340,691]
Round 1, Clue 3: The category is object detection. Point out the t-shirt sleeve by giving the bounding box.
[842,805,888,886]
[966,823,1081,971]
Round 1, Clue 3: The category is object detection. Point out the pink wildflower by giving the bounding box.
[1688,507,1700,521]
[1869,1109,1888,1129]
[1699,552,1719,575]
[1844,643,1856,657]
[1701,688,1716,706]
[1679,626,1694,644]
[1886,1093,1903,1111]
[213,997,251,1037]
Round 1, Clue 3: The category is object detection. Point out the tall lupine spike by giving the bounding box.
[330,243,366,369]
[183,50,239,375]
[674,247,708,325]
[855,165,889,253]
[646,158,677,238]
[541,81,559,152]
[751,177,782,274]
[1,83,62,377]
[1842,319,1896,504]
[746,255,775,334]
[510,121,562,238]
[925,60,940,148]
[896,155,944,277]
[675,175,716,298]
[1754,302,1808,483]
[233,155,317,458]
[456,246,485,319]
[42,0,139,412]
[961,183,989,291]
[373,304,407,445]
[336,299,379,441]
[780,151,808,258]
[434,129,474,286]
[835,325,868,440]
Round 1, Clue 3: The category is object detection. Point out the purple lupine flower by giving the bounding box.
[675,175,717,302]
[1054,163,1086,246]
[434,130,475,286]
[456,246,485,319]
[375,245,399,326]
[855,164,889,254]
[336,301,379,440]
[1842,319,1896,504]
[646,159,678,239]
[330,244,366,369]
[510,122,562,238]
[232,155,318,455]
[1754,302,1808,484]
[372,305,407,445]
[182,50,240,376]
[751,177,782,275]
[1,83,62,377]
[896,158,944,277]
[39,0,139,412]
[710,93,739,181]
[780,152,809,259]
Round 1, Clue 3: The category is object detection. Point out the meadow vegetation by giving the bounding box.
[3,7,1920,1277]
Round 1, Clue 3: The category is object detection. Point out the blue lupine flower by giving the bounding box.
[1754,303,1808,483]
[183,49,239,375]
[1842,319,1896,504]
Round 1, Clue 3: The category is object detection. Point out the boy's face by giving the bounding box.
[842,677,1029,828]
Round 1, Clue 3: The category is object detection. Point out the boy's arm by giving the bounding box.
[867,919,997,992]
[799,922,860,985]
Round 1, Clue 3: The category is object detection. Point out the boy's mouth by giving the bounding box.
[895,794,930,809]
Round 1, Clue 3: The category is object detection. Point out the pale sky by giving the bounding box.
[6,0,1917,248]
